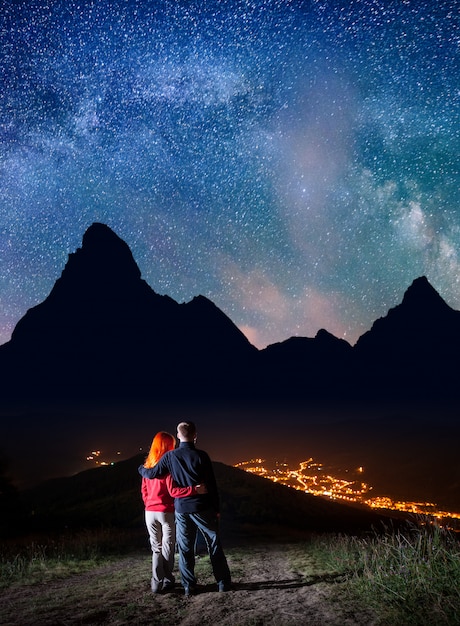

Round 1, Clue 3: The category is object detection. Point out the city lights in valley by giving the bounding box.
[235,458,460,527]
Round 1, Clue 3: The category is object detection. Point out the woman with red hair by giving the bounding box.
[142,431,201,594]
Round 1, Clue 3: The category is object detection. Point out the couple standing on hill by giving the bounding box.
[138,421,231,597]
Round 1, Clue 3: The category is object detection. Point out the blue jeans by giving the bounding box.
[175,509,231,589]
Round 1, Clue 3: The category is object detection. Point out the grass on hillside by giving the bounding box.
[0,527,142,589]
[290,521,460,625]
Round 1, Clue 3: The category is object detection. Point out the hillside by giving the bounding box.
[1,457,451,626]
[3,454,397,540]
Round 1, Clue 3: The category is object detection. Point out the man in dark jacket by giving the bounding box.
[138,421,231,596]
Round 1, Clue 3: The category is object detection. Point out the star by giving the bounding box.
[0,0,458,349]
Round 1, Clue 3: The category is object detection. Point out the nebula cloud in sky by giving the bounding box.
[0,0,458,348]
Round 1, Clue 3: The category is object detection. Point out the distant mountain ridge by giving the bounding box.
[0,223,458,406]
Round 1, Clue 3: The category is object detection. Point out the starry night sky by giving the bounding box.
[1,0,459,349]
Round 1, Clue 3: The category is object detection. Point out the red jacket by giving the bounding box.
[141,475,195,512]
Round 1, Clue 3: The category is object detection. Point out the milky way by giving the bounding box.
[1,0,458,348]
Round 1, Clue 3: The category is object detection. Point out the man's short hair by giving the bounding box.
[177,421,197,440]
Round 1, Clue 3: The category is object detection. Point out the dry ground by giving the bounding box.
[0,542,378,626]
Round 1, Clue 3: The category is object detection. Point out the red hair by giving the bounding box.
[144,431,176,468]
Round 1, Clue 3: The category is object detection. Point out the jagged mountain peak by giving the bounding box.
[381,276,454,325]
[1,223,257,401]
[354,275,460,358]
[182,294,257,353]
[9,223,159,348]
[315,328,351,348]
[62,222,142,285]
[401,276,452,312]
[81,222,133,254]
[1,219,460,407]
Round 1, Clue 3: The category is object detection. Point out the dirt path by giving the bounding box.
[1,544,376,626]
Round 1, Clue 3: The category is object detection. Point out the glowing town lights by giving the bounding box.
[85,450,120,467]
[235,458,460,528]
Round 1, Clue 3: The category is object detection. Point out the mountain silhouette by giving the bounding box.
[0,223,256,403]
[0,224,458,407]
[355,276,460,354]
[353,276,460,401]
[258,329,354,403]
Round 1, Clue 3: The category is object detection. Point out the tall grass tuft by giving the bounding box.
[307,521,460,625]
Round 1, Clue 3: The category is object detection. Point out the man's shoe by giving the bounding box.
[218,581,231,592]
[184,586,196,597]
[162,581,175,593]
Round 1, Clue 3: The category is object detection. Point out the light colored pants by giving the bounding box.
[145,510,176,590]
